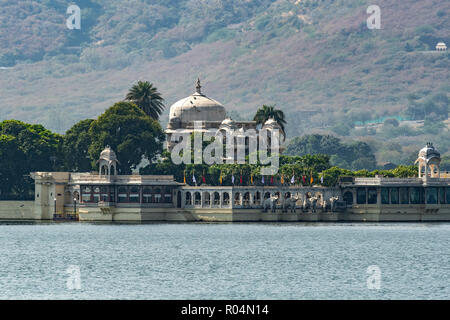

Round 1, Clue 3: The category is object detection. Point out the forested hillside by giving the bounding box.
[0,0,448,164]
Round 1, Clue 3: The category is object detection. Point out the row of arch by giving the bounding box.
[181,190,326,208]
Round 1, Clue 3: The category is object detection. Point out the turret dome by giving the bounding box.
[99,146,117,163]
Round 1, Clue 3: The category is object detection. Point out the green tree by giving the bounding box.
[321,166,353,187]
[0,134,28,199]
[285,134,376,171]
[253,105,286,133]
[0,120,63,199]
[285,134,341,156]
[392,165,418,178]
[140,150,185,181]
[63,119,95,172]
[125,81,165,120]
[0,120,63,172]
[88,102,165,174]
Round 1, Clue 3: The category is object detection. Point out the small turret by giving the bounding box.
[97,146,120,178]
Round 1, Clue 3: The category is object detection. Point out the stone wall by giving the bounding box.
[0,201,39,220]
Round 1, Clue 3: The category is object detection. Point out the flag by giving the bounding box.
[202,170,206,183]
[183,170,186,184]
[291,175,295,184]
[320,175,324,184]
[219,171,223,185]
[232,175,235,184]
[251,175,254,185]
[261,176,265,184]
[192,174,196,184]
[270,176,274,184]
[302,175,306,185]
[310,172,313,185]
[280,175,285,184]
[240,175,243,184]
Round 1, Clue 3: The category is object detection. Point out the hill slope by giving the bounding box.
[0,0,448,161]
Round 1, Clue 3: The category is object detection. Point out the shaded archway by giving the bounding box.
[177,191,182,208]
[234,192,241,205]
[185,192,192,205]
[254,191,261,205]
[203,192,211,206]
[243,192,250,206]
[223,192,230,206]
[343,191,353,205]
[194,192,201,206]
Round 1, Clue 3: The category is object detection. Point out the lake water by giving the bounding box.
[0,221,449,299]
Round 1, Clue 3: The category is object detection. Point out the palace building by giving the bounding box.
[30,141,450,222]
[15,80,447,222]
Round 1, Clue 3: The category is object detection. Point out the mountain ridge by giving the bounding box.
[0,0,448,162]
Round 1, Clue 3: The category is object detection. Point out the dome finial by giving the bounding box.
[196,78,202,94]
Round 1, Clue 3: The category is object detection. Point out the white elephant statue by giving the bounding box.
[283,196,300,213]
[329,196,339,212]
[263,196,279,213]
[309,197,318,213]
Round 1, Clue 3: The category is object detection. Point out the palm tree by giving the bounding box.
[253,104,287,133]
[125,81,165,120]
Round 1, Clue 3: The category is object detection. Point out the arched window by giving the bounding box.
[343,191,353,205]
[129,186,140,203]
[213,192,220,205]
[285,192,291,199]
[164,187,172,203]
[118,186,128,203]
[243,192,250,206]
[264,192,271,199]
[367,187,378,204]
[234,193,241,205]
[142,186,152,203]
[100,186,109,202]
[177,191,182,208]
[254,192,261,205]
[92,186,100,203]
[204,192,211,206]
[185,192,192,205]
[194,192,201,206]
[154,187,162,203]
[223,192,230,206]
[357,188,366,204]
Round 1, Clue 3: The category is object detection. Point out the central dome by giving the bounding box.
[167,79,226,129]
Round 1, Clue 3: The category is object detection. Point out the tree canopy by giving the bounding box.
[285,134,377,171]
[63,119,95,172]
[0,120,63,199]
[87,102,165,174]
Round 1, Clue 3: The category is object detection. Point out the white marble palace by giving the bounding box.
[27,81,450,222]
